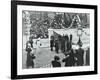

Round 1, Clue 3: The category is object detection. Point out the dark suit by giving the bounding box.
[31,54,36,68]
[77,48,84,66]
[55,40,59,53]
[52,60,61,67]
[62,49,75,66]
[61,37,65,53]
[29,40,33,48]
[86,48,90,65]
[50,40,54,51]
[26,47,32,68]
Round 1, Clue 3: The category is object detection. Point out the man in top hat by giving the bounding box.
[55,39,59,53]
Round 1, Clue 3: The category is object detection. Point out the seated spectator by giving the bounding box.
[51,56,61,67]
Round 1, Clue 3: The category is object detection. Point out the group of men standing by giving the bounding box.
[50,34,90,67]
[50,34,72,54]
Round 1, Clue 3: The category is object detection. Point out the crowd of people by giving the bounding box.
[50,34,90,67]
[30,23,49,39]
[50,34,72,54]
[25,33,90,68]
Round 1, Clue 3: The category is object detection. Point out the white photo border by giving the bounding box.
[17,5,95,75]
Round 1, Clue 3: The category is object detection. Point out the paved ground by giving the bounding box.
[22,47,65,69]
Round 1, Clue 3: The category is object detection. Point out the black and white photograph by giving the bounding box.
[22,11,90,69]
[11,1,97,79]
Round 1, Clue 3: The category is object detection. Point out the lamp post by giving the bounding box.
[77,27,83,46]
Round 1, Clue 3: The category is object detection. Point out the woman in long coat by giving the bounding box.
[26,45,32,68]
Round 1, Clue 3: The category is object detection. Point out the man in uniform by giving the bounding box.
[77,44,84,66]
[55,39,59,53]
[50,36,54,51]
